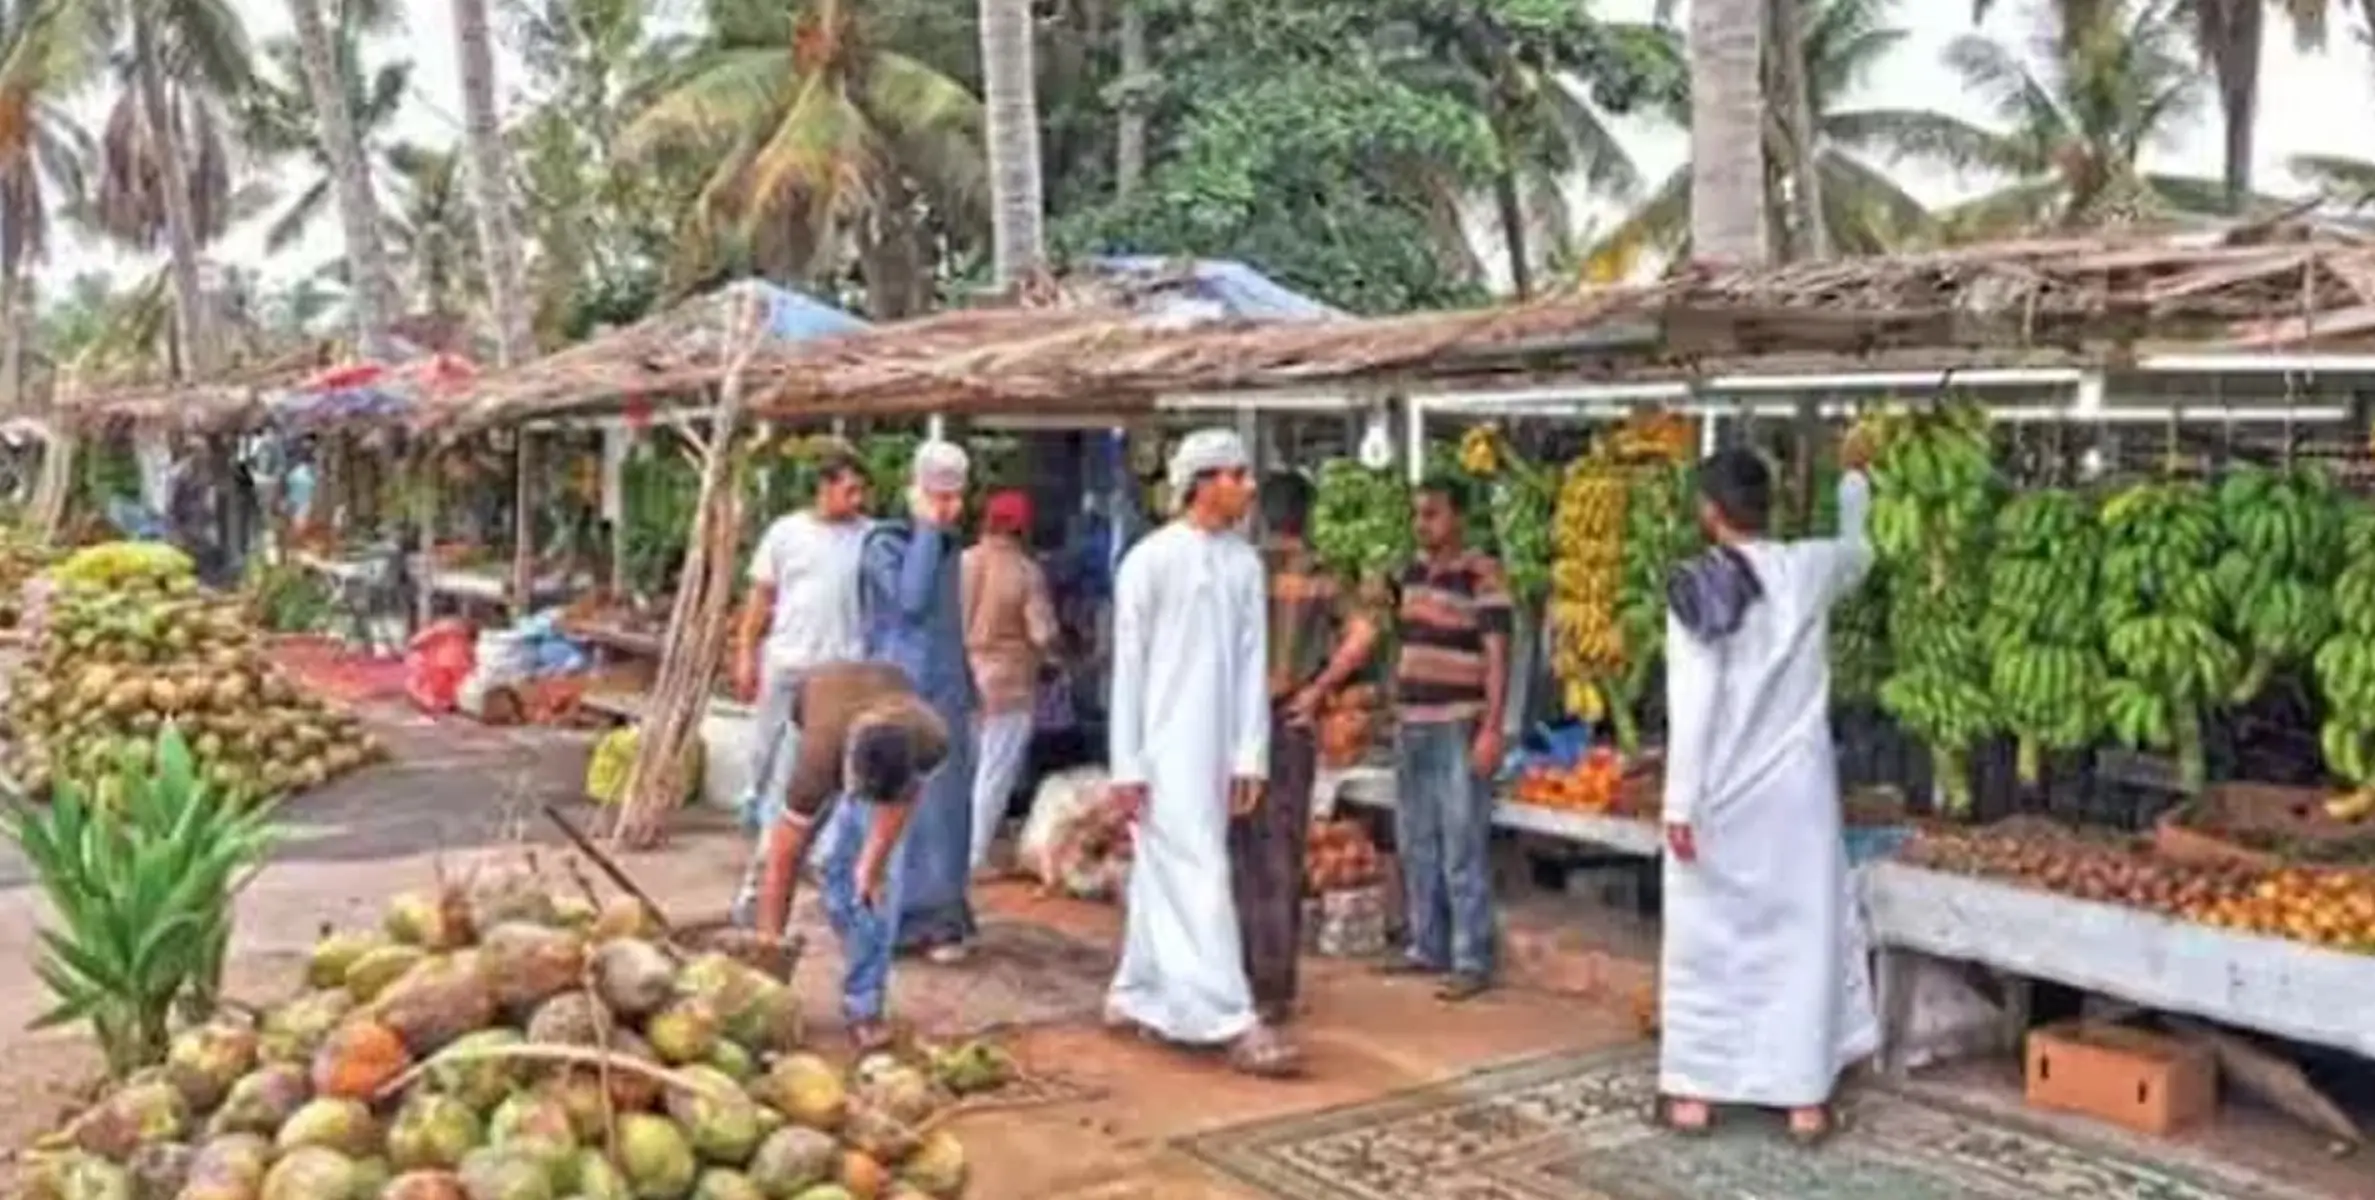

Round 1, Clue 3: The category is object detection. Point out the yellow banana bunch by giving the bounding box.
[1552,458,1629,690]
[1458,425,1502,477]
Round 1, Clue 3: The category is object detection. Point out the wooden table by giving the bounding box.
[1864,861,2375,1066]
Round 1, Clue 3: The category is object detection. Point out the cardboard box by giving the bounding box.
[2025,1021,2217,1136]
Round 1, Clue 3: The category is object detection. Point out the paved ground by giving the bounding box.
[0,705,2367,1198]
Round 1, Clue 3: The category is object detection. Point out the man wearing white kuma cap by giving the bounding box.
[1104,428,1299,1075]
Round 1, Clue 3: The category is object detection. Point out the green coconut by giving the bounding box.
[592,895,660,941]
[536,1071,615,1143]
[689,1169,767,1200]
[389,1094,486,1171]
[705,1041,755,1084]
[427,1029,526,1110]
[26,1152,133,1200]
[258,989,355,1063]
[274,1097,381,1159]
[455,1148,556,1200]
[259,1147,361,1200]
[896,1132,967,1198]
[756,1056,845,1131]
[572,1150,633,1200]
[164,1020,260,1110]
[354,1156,394,1197]
[487,1091,579,1184]
[70,1078,187,1159]
[615,1114,698,1200]
[206,1065,308,1137]
[836,1107,917,1166]
[307,930,384,987]
[662,1066,765,1166]
[382,1170,471,1200]
[383,890,465,950]
[924,1041,1013,1097]
[788,1187,855,1200]
[180,1134,272,1200]
[850,1063,941,1128]
[744,1128,838,1197]
[644,1000,721,1066]
[343,944,429,1003]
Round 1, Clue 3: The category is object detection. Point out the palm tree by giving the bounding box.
[89,0,255,378]
[286,0,401,357]
[1925,0,2224,236]
[978,0,1043,288]
[0,0,95,409]
[1596,0,1982,262]
[237,0,407,254]
[2291,152,2375,208]
[1974,0,2334,213]
[383,141,477,315]
[621,0,986,317]
[1387,9,1674,296]
[1689,0,1768,265]
[451,0,536,365]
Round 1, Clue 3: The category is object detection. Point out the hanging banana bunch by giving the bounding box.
[2314,505,2375,821]
[1604,460,1696,753]
[2098,478,2236,793]
[1457,424,1554,607]
[1864,400,1998,817]
[1805,453,1888,703]
[1981,489,2107,784]
[1550,451,1627,723]
[2214,464,2342,705]
[1605,409,1698,465]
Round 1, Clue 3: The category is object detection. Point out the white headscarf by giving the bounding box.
[1166,428,1249,497]
[911,440,970,493]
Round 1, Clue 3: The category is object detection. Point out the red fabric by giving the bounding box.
[404,618,478,713]
[304,362,387,391]
[983,489,1033,536]
[624,395,653,433]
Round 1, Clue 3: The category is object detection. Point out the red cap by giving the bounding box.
[983,490,1033,535]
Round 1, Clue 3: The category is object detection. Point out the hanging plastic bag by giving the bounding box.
[405,618,477,713]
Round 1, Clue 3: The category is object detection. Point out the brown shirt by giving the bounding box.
[960,537,1057,715]
[782,661,950,817]
[1393,549,1513,724]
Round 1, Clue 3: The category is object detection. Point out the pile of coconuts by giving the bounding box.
[0,570,383,803]
[18,863,1014,1200]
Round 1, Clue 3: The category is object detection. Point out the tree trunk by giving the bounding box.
[1689,0,1768,268]
[978,0,1044,289]
[133,23,210,379]
[1116,0,1148,199]
[2200,0,2261,212]
[287,0,403,358]
[1766,0,1826,260]
[451,0,537,366]
[1491,158,1532,299]
[1,260,24,414]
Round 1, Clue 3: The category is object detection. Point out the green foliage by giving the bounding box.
[4,726,279,1078]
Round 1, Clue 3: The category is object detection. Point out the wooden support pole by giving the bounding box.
[511,430,535,618]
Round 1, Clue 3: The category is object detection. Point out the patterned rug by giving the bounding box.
[1180,1047,2320,1200]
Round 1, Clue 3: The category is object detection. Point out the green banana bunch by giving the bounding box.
[1491,469,1555,607]
[2313,504,2375,820]
[1864,400,1998,816]
[2215,465,2342,703]
[2097,479,2235,792]
[1604,463,1697,753]
[1981,489,2106,783]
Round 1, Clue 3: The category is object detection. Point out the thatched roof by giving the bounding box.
[60,221,2375,434]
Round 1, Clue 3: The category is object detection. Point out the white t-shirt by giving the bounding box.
[750,511,867,674]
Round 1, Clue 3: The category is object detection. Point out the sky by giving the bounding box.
[35,0,2375,294]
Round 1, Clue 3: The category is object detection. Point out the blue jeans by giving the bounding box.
[1395,718,1495,977]
[818,797,904,1024]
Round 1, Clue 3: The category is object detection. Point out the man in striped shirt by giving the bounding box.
[1383,475,1512,1002]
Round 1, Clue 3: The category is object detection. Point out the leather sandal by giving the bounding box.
[1647,1095,1714,1137]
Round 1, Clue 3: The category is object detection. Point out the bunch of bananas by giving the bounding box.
[1606,409,1697,465]
[2215,465,2341,704]
[1981,490,2107,783]
[1491,468,1554,607]
[1311,459,1413,585]
[1863,402,1997,816]
[1550,456,1628,717]
[1457,425,1502,477]
[1599,463,1696,751]
[2314,506,2375,820]
[2098,479,2235,792]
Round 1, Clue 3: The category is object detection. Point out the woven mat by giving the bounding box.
[1180,1046,2326,1200]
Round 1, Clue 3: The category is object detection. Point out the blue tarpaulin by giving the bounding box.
[1084,256,1343,322]
[736,279,871,340]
